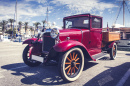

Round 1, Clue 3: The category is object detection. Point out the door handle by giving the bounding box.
[89,41,91,44]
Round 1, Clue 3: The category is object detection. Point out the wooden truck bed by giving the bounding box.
[102,32,120,47]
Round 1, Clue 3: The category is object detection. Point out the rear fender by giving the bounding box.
[53,40,95,61]
[22,38,41,45]
[108,41,115,48]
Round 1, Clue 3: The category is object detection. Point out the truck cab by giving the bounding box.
[63,14,103,55]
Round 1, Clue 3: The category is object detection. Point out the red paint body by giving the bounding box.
[54,14,103,57]
[23,38,42,45]
[23,13,115,61]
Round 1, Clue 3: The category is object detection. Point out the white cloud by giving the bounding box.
[0,1,51,23]
[57,18,61,20]
[108,9,114,14]
[25,0,46,4]
[32,21,36,23]
[99,12,103,15]
[112,23,125,28]
[51,0,117,14]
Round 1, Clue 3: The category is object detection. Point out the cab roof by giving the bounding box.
[64,13,102,19]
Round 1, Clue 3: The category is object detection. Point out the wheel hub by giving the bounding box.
[71,60,76,67]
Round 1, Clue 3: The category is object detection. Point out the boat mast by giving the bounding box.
[47,7,48,27]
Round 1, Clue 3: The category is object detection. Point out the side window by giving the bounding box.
[92,17,102,28]
[65,21,72,28]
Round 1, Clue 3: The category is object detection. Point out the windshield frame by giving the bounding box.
[63,15,90,29]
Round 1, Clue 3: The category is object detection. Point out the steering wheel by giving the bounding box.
[68,25,72,28]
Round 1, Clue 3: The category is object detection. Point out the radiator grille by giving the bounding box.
[43,32,55,51]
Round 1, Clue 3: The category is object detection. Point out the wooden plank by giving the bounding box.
[102,32,109,42]
[102,32,120,43]
[109,32,120,41]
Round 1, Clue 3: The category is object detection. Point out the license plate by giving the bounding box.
[32,55,44,63]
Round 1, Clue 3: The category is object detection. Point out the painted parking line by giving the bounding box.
[0,66,27,73]
[116,68,130,86]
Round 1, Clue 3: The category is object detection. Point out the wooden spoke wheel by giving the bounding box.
[58,48,84,82]
[110,43,117,60]
[23,45,41,67]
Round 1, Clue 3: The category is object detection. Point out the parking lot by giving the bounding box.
[0,42,130,86]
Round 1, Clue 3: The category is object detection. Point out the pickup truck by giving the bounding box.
[22,13,120,82]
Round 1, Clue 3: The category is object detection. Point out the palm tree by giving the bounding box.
[1,20,8,35]
[36,22,41,31]
[30,27,34,31]
[18,21,22,35]
[42,20,46,27]
[33,23,36,36]
[30,27,34,36]
[33,22,41,36]
[0,22,2,26]
[8,19,15,30]
[24,22,28,34]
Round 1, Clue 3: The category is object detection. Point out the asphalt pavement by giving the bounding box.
[0,41,130,86]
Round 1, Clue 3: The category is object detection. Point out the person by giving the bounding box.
[42,25,46,32]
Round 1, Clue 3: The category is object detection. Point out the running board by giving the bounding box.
[92,52,107,60]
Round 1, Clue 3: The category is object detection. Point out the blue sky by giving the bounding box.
[0,0,130,28]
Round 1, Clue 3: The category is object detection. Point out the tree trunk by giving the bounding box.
[34,27,35,36]
[2,26,5,35]
[11,23,12,30]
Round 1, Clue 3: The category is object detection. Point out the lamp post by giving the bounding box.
[15,0,17,35]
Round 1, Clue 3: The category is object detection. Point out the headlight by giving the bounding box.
[50,28,59,39]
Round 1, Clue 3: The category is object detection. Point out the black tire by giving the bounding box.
[58,48,84,82]
[22,45,41,67]
[110,43,117,60]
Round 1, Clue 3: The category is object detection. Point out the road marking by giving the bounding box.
[0,66,27,73]
[116,68,130,86]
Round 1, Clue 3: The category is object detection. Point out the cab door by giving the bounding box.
[88,16,102,55]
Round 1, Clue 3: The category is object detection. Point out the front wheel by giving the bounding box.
[110,43,117,60]
[22,45,41,67]
[58,48,84,82]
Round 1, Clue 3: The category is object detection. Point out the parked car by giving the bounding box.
[22,13,120,82]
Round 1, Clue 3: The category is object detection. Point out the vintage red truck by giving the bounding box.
[22,13,120,82]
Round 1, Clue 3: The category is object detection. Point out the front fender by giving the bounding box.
[53,40,88,52]
[23,38,41,45]
[53,40,94,61]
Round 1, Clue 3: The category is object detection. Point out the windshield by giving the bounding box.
[64,16,89,29]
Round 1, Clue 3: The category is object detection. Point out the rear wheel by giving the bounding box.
[110,43,117,60]
[22,45,41,67]
[58,48,84,82]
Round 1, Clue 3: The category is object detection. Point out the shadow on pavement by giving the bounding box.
[83,62,130,86]
[125,54,130,56]
[1,61,98,85]
[83,60,98,71]
[1,63,66,85]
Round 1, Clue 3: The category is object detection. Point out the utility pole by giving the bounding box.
[123,0,125,26]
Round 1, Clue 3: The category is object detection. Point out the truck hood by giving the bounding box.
[59,29,82,42]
